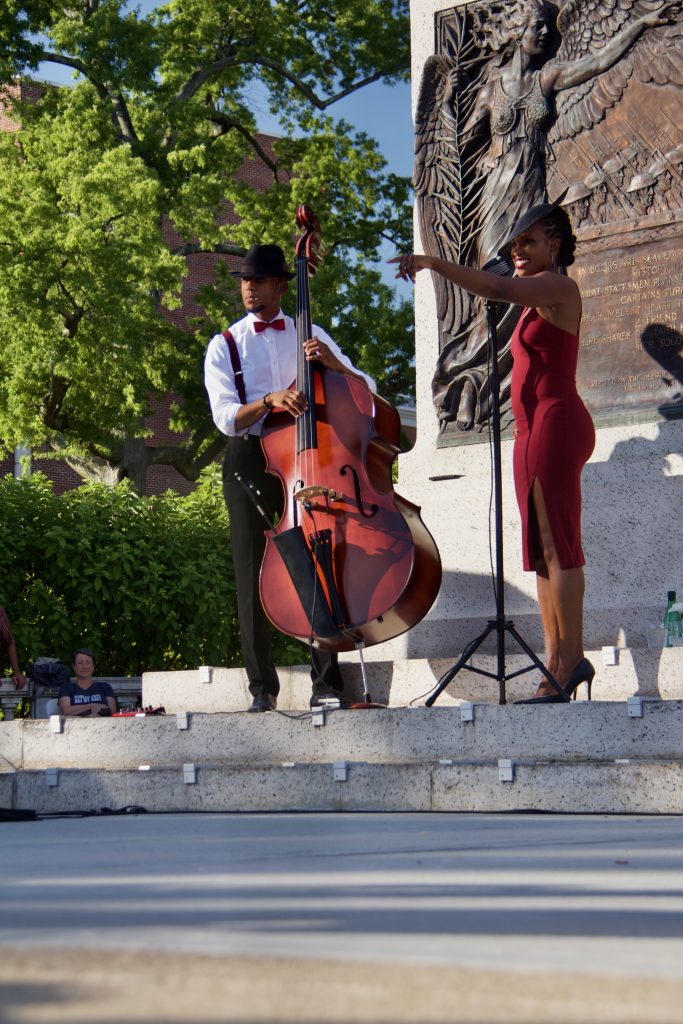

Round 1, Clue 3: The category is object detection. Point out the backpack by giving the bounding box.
[28,657,72,690]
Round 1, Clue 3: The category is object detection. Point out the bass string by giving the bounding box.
[295,251,324,636]
[295,254,305,495]
[296,251,314,524]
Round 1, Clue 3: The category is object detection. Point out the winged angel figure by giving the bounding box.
[415,0,683,433]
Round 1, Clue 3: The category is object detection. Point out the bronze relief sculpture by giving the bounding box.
[415,0,683,437]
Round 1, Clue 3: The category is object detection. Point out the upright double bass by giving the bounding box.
[259,206,441,653]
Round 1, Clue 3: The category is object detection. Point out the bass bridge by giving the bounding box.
[294,465,379,520]
[294,484,338,508]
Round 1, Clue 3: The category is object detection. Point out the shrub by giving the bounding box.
[0,469,306,675]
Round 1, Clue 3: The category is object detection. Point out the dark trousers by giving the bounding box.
[222,436,344,699]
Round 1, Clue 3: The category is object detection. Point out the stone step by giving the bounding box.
[3,757,683,816]
[3,701,682,770]
[142,646,683,713]
[1,701,682,815]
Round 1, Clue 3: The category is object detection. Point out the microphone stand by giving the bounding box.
[426,261,568,706]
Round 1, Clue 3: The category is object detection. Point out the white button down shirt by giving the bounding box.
[204,311,376,437]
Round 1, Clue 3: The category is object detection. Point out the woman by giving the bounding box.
[57,648,116,717]
[392,200,595,702]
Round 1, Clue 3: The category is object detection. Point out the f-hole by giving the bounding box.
[340,464,378,519]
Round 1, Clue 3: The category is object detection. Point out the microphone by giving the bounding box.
[482,254,514,277]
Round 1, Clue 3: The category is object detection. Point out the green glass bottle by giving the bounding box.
[663,591,682,647]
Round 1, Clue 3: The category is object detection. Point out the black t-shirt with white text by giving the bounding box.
[58,680,115,711]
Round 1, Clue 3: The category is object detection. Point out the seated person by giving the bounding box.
[58,648,116,717]
[0,606,26,689]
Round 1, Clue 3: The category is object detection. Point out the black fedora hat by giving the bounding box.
[497,190,568,257]
[230,244,294,280]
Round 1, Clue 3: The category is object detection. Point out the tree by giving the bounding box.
[0,0,414,489]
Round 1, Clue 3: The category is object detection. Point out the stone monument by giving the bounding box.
[374,0,683,702]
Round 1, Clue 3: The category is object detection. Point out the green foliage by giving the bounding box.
[0,0,414,483]
[0,469,287,674]
[12,696,31,718]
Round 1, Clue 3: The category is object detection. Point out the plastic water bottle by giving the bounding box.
[663,591,683,647]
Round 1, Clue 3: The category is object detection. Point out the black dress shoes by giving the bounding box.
[248,693,277,713]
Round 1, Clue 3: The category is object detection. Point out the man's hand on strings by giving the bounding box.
[304,337,345,374]
[270,388,307,417]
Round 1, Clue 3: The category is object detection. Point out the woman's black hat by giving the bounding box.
[230,244,294,280]
[497,191,568,257]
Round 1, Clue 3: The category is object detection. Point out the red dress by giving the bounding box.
[511,308,595,571]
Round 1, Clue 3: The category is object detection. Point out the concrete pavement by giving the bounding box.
[2,811,683,1022]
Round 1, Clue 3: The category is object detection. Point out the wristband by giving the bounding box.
[262,393,272,410]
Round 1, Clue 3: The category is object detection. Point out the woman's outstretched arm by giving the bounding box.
[389,254,576,308]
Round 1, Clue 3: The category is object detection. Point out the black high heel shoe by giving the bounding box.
[515,658,595,704]
[564,657,595,701]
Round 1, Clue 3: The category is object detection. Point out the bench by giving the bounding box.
[0,676,142,719]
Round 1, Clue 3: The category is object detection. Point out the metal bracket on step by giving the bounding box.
[45,768,59,787]
[627,696,644,718]
[498,758,515,783]
[183,763,196,784]
[176,711,189,730]
[49,715,63,734]
[627,696,659,718]
[312,707,326,727]
[460,701,475,723]
[312,698,340,728]
[333,760,348,782]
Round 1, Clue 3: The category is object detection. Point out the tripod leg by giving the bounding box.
[356,641,371,703]
[506,623,569,701]
[425,622,497,707]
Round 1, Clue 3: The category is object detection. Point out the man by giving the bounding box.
[0,606,26,689]
[58,648,116,717]
[204,243,376,712]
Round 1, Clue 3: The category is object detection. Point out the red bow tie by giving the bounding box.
[254,318,285,333]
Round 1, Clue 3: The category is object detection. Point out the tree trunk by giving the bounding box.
[52,435,151,491]
[119,436,150,493]
[61,453,121,487]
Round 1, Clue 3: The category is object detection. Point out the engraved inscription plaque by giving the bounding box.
[551,76,683,426]
[574,217,683,422]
